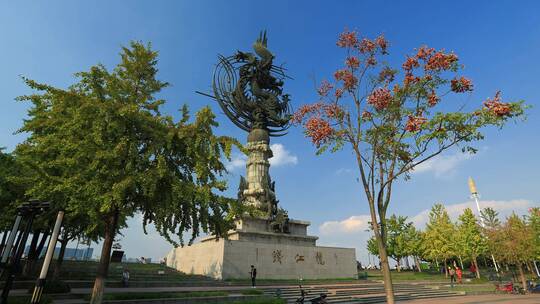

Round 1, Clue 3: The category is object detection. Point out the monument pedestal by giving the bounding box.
[166,217,357,280]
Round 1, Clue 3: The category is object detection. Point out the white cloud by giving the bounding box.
[319,215,371,235]
[269,143,298,167]
[225,154,247,171]
[413,151,474,177]
[224,143,297,171]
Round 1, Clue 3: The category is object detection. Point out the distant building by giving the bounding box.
[25,246,94,260]
[54,247,94,260]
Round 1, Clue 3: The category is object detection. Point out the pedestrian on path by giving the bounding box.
[122,267,130,287]
[456,267,462,284]
[449,267,456,288]
[250,265,257,288]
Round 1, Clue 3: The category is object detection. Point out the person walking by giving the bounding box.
[448,266,456,288]
[250,265,257,288]
[122,268,130,287]
[456,267,463,284]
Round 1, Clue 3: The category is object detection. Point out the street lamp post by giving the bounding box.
[30,211,64,304]
[0,200,49,304]
[468,177,499,274]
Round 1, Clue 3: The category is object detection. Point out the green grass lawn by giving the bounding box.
[84,291,228,301]
[444,284,495,293]
[8,296,52,304]
[229,298,285,304]
[366,270,447,281]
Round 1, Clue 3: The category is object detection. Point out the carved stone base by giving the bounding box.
[166,217,357,280]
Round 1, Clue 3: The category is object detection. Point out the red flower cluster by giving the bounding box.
[325,103,343,119]
[416,46,435,60]
[405,115,428,132]
[337,30,358,48]
[317,80,334,97]
[345,56,360,69]
[292,103,324,124]
[484,91,512,117]
[450,77,473,93]
[362,111,372,120]
[359,38,376,53]
[428,90,440,107]
[366,56,377,66]
[375,35,388,54]
[378,67,395,83]
[425,51,458,71]
[402,56,419,72]
[334,69,358,90]
[305,117,335,147]
[335,88,344,99]
[367,87,393,111]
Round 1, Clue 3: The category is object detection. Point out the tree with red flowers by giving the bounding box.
[293,30,526,303]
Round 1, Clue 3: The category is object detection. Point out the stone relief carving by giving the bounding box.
[272,249,283,264]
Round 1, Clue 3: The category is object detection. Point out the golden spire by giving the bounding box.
[468,177,478,195]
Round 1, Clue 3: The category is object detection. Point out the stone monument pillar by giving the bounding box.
[241,128,276,213]
[167,33,357,280]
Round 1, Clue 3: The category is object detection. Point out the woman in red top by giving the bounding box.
[456,267,463,284]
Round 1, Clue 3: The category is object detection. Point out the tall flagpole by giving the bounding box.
[468,177,499,274]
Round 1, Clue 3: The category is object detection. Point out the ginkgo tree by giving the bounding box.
[16,42,239,304]
[293,30,526,303]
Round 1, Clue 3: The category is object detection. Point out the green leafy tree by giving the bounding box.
[386,215,411,271]
[480,207,501,229]
[498,214,535,290]
[404,225,424,272]
[457,208,486,278]
[293,30,526,303]
[0,150,26,231]
[423,204,456,276]
[15,42,238,304]
[367,236,379,259]
[527,207,540,275]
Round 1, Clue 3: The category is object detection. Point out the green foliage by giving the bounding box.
[527,207,540,259]
[367,236,379,257]
[0,150,27,230]
[480,207,501,229]
[15,41,239,247]
[498,213,535,265]
[457,208,487,262]
[423,204,456,262]
[84,291,229,301]
[385,215,412,267]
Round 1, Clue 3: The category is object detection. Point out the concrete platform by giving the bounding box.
[166,217,357,280]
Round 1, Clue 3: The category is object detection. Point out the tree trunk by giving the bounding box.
[90,210,119,304]
[526,261,533,274]
[517,263,527,291]
[458,255,464,270]
[396,258,401,272]
[53,238,69,280]
[505,263,509,271]
[415,256,422,272]
[444,259,448,277]
[23,230,41,277]
[473,257,480,279]
[404,256,410,270]
[534,260,540,278]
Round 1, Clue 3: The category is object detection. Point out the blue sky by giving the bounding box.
[1,1,539,264]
